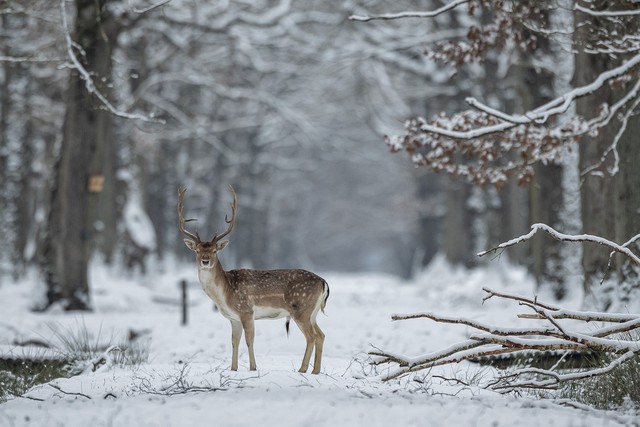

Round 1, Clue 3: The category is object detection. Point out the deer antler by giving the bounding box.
[177,187,201,242]
[212,185,237,243]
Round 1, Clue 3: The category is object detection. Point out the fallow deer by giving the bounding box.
[178,186,329,374]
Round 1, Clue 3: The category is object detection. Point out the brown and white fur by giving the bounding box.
[179,187,329,374]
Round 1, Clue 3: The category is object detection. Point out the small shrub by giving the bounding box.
[0,358,67,402]
[556,333,640,410]
[49,322,149,372]
[556,354,640,410]
[0,323,149,402]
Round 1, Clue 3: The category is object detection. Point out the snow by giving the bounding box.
[123,192,157,251]
[1,259,637,426]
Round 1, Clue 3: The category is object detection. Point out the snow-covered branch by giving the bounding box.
[349,0,469,22]
[478,223,640,267]
[581,79,640,177]
[0,55,62,63]
[371,288,640,388]
[129,71,317,138]
[419,52,640,140]
[59,0,161,124]
[575,3,640,17]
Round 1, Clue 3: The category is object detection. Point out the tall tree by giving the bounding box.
[357,0,640,303]
[572,0,640,309]
[43,0,118,309]
[573,4,618,308]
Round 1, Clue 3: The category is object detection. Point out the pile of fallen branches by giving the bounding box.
[371,287,640,391]
[372,223,640,392]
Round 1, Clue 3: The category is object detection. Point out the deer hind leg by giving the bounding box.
[241,315,257,371]
[293,317,316,373]
[230,320,242,371]
[311,320,325,375]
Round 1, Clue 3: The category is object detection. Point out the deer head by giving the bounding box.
[178,185,237,270]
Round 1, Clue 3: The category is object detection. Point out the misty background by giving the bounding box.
[1,0,638,312]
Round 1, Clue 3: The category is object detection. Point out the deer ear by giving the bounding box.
[216,240,229,251]
[184,239,197,251]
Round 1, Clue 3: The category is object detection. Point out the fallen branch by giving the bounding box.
[371,288,640,388]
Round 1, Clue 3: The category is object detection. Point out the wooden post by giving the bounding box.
[181,279,188,326]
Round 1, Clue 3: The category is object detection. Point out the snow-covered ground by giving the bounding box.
[0,257,637,427]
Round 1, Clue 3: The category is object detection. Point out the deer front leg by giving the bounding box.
[294,317,316,373]
[241,314,257,371]
[230,320,242,371]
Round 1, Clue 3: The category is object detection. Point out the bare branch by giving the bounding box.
[126,0,171,14]
[581,79,640,177]
[349,0,469,22]
[58,0,162,124]
[481,287,560,310]
[493,350,640,391]
[478,223,640,267]
[48,384,91,399]
[372,286,640,387]
[0,55,62,63]
[575,3,640,17]
[417,52,640,140]
[392,312,563,338]
[518,310,638,323]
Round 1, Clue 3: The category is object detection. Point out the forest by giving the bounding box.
[1,0,637,310]
[1,0,640,424]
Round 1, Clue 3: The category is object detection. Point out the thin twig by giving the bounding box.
[49,384,91,399]
[127,0,171,14]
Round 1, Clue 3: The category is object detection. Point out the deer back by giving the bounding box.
[225,269,328,318]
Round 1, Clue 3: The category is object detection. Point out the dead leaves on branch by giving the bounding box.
[386,111,585,188]
[428,0,545,66]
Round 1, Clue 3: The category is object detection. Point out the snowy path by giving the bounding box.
[0,261,636,426]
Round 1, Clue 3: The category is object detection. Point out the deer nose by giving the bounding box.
[201,259,211,266]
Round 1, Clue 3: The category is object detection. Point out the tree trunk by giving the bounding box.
[0,13,31,280]
[444,179,475,267]
[574,4,618,310]
[414,169,443,268]
[614,113,640,310]
[0,14,14,280]
[531,163,565,298]
[612,2,640,311]
[510,17,566,298]
[44,0,116,310]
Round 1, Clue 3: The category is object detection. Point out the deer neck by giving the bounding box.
[198,259,229,294]
[197,260,240,321]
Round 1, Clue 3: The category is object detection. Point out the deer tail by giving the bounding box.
[285,316,291,337]
[321,280,330,315]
